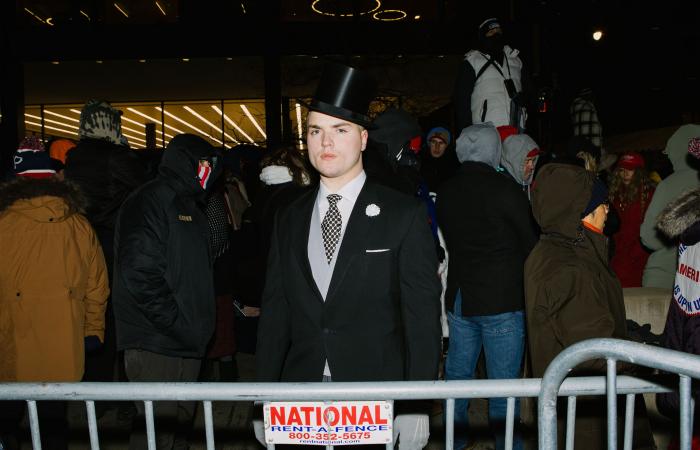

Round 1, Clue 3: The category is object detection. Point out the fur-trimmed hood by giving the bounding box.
[0,178,86,215]
[656,187,700,241]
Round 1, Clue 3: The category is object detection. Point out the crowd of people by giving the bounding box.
[2,16,700,450]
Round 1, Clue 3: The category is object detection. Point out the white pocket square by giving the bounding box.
[366,248,390,253]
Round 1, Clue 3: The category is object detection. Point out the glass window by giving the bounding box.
[24,104,81,143]
[222,100,266,148]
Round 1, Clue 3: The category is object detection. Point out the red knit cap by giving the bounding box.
[617,152,645,170]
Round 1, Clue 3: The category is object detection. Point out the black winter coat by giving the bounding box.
[436,161,538,316]
[113,134,221,358]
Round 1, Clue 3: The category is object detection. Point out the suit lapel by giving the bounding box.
[325,182,377,303]
[293,188,324,302]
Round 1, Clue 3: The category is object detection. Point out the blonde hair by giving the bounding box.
[576,151,598,172]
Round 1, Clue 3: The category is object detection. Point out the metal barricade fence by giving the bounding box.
[0,338,695,450]
[539,338,700,450]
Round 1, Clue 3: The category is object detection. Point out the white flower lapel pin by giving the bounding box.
[365,203,381,217]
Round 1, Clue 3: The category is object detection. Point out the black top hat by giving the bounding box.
[308,63,377,128]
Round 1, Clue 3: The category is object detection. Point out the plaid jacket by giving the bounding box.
[570,98,602,148]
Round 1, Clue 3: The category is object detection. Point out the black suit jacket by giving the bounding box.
[256,180,442,383]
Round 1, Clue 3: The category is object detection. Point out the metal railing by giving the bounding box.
[1,338,697,450]
[0,377,671,450]
[539,338,700,450]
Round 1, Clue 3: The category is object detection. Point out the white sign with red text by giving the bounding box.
[263,401,393,446]
[674,243,700,316]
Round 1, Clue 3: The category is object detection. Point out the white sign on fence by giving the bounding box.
[263,400,393,446]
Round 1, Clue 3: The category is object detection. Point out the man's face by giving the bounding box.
[486,27,502,38]
[429,138,447,158]
[306,111,367,187]
[588,202,610,229]
[523,156,537,181]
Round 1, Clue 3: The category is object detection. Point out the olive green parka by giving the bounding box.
[525,163,627,377]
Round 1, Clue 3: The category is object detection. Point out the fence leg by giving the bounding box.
[445,398,455,450]
[565,396,576,450]
[692,396,696,445]
[26,400,42,450]
[607,359,618,450]
[145,401,156,450]
[680,375,691,450]
[505,396,515,450]
[86,401,100,450]
[623,394,635,450]
[204,401,215,450]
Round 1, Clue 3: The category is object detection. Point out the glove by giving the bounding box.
[84,335,102,353]
[393,414,430,450]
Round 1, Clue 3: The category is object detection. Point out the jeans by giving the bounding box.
[445,291,525,450]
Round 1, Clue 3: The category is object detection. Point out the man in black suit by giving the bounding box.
[255,63,442,448]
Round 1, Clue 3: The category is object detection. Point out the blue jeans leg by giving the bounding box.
[444,293,482,449]
[482,310,525,450]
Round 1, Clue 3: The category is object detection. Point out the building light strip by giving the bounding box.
[25,120,77,136]
[24,8,46,24]
[183,106,222,132]
[28,112,147,146]
[44,110,80,123]
[120,115,174,139]
[26,117,145,148]
[120,125,142,135]
[295,102,304,149]
[211,105,256,144]
[121,125,163,143]
[156,107,223,145]
[114,2,129,18]
[184,106,239,144]
[80,10,91,21]
[25,113,79,130]
[240,105,266,138]
[127,107,185,134]
[120,116,144,128]
[155,1,166,16]
[121,132,146,144]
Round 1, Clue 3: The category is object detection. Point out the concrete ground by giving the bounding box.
[11,352,674,450]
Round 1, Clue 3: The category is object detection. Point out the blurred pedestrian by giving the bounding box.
[609,153,655,287]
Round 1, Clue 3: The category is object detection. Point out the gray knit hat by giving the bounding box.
[79,99,123,145]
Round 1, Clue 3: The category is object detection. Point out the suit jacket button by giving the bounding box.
[323,328,330,334]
